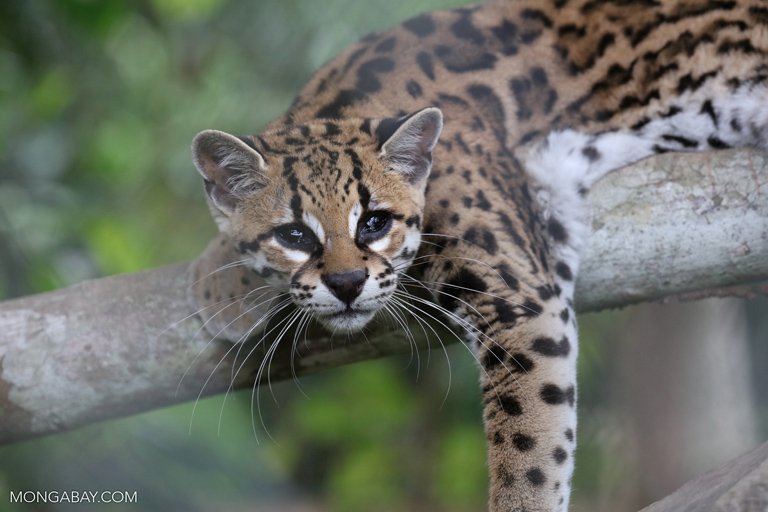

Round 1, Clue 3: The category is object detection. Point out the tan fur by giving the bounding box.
[190,1,768,509]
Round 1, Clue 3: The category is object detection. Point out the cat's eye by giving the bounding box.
[357,211,393,244]
[274,223,319,252]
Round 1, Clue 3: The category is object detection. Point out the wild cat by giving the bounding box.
[191,0,768,509]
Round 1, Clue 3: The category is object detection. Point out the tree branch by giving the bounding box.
[638,440,768,512]
[0,149,766,444]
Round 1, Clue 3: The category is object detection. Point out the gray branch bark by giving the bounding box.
[638,440,768,512]
[0,149,766,446]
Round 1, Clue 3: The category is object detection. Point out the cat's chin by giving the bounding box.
[316,309,377,333]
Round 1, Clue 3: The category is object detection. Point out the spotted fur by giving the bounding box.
[192,1,768,509]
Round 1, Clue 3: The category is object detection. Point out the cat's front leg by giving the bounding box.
[420,242,578,512]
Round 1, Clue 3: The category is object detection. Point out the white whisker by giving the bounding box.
[188,258,252,289]
[188,296,292,435]
[176,291,284,395]
[215,299,298,436]
[388,296,454,406]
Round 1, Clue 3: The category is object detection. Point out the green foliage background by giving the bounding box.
[0,1,497,511]
[0,1,765,511]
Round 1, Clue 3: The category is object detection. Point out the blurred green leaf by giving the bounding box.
[330,444,405,512]
[151,0,224,21]
[86,216,153,273]
[28,67,74,120]
[51,0,130,38]
[436,426,487,508]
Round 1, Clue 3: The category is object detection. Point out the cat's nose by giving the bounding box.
[322,269,367,305]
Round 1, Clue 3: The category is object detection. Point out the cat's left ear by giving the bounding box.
[377,107,443,184]
[192,130,268,216]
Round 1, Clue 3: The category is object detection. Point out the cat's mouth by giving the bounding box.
[315,307,377,333]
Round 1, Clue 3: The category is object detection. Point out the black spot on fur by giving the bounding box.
[708,136,730,149]
[467,83,507,146]
[700,99,719,127]
[558,23,586,37]
[521,28,543,45]
[451,11,486,45]
[662,134,698,148]
[434,44,497,73]
[497,212,526,249]
[498,264,519,291]
[717,38,757,55]
[455,136,472,156]
[499,395,523,416]
[619,89,660,110]
[511,352,534,372]
[499,466,515,487]
[531,336,571,357]
[541,384,576,406]
[405,79,423,98]
[238,240,261,253]
[494,298,518,324]
[526,468,546,486]
[553,446,568,464]
[439,268,488,311]
[491,19,519,55]
[405,215,421,228]
[316,89,366,118]
[403,13,435,37]
[464,226,498,254]
[416,51,435,80]
[324,122,340,137]
[751,6,768,24]
[519,130,541,145]
[537,285,555,301]
[513,433,536,451]
[582,146,600,162]
[356,58,395,93]
[475,190,491,211]
[521,9,553,27]
[531,66,548,86]
[374,37,396,53]
[555,261,573,281]
[483,344,507,369]
[559,308,570,323]
[436,92,471,108]
[522,300,543,317]
[510,78,533,121]
[565,428,574,442]
[677,70,718,94]
[548,218,567,242]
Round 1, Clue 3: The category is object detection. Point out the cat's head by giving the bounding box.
[192,107,443,332]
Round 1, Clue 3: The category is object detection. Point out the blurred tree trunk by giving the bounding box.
[617,298,758,509]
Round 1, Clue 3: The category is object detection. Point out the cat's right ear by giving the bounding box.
[191,130,268,217]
